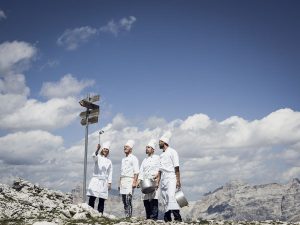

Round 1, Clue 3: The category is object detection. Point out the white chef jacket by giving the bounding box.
[139,154,160,200]
[159,147,180,211]
[86,153,112,199]
[120,154,139,195]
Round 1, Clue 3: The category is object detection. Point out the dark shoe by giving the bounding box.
[164,210,172,222]
[172,210,182,222]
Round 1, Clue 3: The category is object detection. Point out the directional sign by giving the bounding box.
[79,99,99,110]
[80,116,99,126]
[87,95,99,103]
[79,108,100,118]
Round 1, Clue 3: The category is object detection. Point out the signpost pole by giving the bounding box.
[83,109,89,203]
[79,94,100,203]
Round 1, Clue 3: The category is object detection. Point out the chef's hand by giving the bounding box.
[108,183,112,191]
[132,181,137,188]
[176,180,181,189]
[155,181,160,190]
[95,144,101,155]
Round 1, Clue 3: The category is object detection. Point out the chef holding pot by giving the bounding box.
[157,131,182,222]
[138,139,160,220]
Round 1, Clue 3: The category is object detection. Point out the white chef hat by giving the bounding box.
[159,131,172,145]
[125,139,135,148]
[102,141,111,150]
[147,139,157,150]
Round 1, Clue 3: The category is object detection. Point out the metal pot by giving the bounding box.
[140,179,156,194]
[175,189,189,208]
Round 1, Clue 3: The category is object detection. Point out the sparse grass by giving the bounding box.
[0,218,27,225]
[198,219,210,225]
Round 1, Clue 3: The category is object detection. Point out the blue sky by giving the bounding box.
[0,0,300,200]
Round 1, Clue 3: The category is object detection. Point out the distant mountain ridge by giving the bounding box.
[187,178,300,222]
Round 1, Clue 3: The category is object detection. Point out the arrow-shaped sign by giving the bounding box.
[80,116,99,126]
[87,95,100,103]
[79,108,100,118]
[79,99,99,110]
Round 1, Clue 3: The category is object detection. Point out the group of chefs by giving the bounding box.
[86,131,183,222]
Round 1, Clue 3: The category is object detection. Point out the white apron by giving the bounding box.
[87,176,109,199]
[120,177,134,195]
[160,171,180,211]
[86,155,112,200]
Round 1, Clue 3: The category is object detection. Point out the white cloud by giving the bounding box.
[1,108,300,199]
[0,73,30,95]
[57,26,98,50]
[100,16,137,36]
[0,130,63,165]
[0,93,27,115]
[0,41,86,132]
[0,97,81,130]
[57,16,137,50]
[119,16,137,31]
[180,114,211,130]
[100,20,118,36]
[0,9,6,21]
[40,74,94,99]
[0,41,37,74]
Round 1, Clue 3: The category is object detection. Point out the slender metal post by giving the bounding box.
[82,94,89,203]
[83,115,89,202]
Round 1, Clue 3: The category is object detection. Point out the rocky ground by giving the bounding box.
[1,178,300,225]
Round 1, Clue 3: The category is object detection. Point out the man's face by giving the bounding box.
[146,146,154,155]
[124,145,131,154]
[102,148,109,157]
[159,140,165,149]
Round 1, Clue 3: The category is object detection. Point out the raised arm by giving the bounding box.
[92,144,101,162]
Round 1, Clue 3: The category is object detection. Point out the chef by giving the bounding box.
[138,139,160,220]
[86,141,113,215]
[119,139,139,218]
[157,131,182,222]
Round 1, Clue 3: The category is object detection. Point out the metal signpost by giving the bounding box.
[79,94,100,202]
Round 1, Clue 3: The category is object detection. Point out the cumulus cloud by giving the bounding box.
[0,9,6,20]
[100,16,137,36]
[0,41,90,131]
[40,74,94,99]
[0,73,30,96]
[1,108,300,199]
[0,97,81,130]
[57,26,98,50]
[0,130,63,165]
[0,41,37,74]
[0,39,98,191]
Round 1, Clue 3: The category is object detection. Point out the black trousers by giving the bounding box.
[143,199,158,220]
[122,194,133,218]
[164,210,182,222]
[88,196,105,213]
